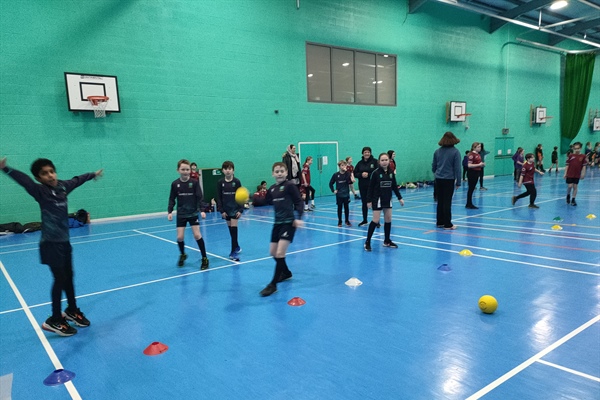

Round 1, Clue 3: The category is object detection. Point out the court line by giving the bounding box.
[466,315,600,399]
[0,261,82,400]
[536,359,600,383]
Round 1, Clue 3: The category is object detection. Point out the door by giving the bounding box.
[298,142,339,199]
[493,137,515,176]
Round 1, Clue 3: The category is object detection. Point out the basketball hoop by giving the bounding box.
[87,96,109,118]
[457,113,472,130]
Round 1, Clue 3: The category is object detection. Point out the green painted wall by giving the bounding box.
[1,0,598,222]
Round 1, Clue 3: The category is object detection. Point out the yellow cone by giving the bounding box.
[551,225,563,230]
[459,249,473,256]
[586,214,597,220]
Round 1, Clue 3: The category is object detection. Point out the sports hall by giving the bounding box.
[1,1,599,399]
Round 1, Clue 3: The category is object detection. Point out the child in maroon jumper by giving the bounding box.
[564,142,587,206]
[512,153,544,208]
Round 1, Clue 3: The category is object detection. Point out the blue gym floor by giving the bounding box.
[1,171,599,399]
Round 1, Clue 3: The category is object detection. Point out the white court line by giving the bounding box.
[466,315,600,399]
[536,359,600,383]
[133,230,233,263]
[0,261,82,400]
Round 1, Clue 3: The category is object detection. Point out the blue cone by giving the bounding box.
[437,264,452,272]
[43,369,75,386]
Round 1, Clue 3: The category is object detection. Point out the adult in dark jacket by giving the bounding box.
[353,146,378,226]
[432,132,461,230]
[282,144,301,186]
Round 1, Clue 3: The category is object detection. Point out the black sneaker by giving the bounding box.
[358,221,368,227]
[201,257,209,270]
[345,221,352,226]
[278,271,293,282]
[571,199,577,206]
[178,253,187,267]
[383,241,398,248]
[338,222,342,227]
[229,251,240,262]
[364,241,372,252]
[511,196,516,206]
[260,283,277,297]
[465,205,479,209]
[42,317,77,337]
[64,307,90,327]
[566,194,571,204]
[528,204,539,209]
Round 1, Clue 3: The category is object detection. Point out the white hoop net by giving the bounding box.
[88,96,109,118]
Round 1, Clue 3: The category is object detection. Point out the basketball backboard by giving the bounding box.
[448,101,467,122]
[64,72,120,113]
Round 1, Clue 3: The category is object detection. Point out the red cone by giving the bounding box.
[287,297,306,306]
[143,341,169,356]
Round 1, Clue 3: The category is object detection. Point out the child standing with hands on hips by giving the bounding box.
[329,160,353,227]
[364,153,404,251]
[168,159,209,270]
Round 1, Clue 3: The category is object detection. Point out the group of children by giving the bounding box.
[3,139,589,335]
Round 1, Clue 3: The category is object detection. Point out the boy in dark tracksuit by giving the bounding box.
[1,157,102,336]
[364,153,404,251]
[260,162,304,297]
[353,147,378,226]
[168,159,209,270]
[329,160,353,227]
[216,160,244,261]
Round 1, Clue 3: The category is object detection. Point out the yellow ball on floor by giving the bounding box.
[235,187,250,205]
[478,295,498,314]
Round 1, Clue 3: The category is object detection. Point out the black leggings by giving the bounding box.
[337,200,350,223]
[466,169,479,207]
[304,185,315,204]
[515,183,537,205]
[358,181,370,222]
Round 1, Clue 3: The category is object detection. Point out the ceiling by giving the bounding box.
[409,0,600,52]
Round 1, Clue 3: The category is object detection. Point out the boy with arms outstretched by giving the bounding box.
[168,159,209,270]
[260,162,304,297]
[216,160,244,261]
[0,157,102,336]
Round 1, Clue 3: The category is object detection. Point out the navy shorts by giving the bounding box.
[565,177,580,185]
[40,241,72,268]
[371,198,392,211]
[176,215,199,228]
[271,223,296,243]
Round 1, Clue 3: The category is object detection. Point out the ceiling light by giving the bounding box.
[307,74,313,78]
[549,1,568,10]
[342,62,350,67]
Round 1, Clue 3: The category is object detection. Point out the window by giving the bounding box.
[306,43,396,106]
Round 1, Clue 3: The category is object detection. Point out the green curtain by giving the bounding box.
[560,53,596,153]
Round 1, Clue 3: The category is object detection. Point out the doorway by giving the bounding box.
[298,141,339,199]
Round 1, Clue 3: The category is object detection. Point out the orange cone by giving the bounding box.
[143,341,169,356]
[287,297,306,306]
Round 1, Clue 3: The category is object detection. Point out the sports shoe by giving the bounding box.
[383,241,398,248]
[201,257,209,270]
[260,283,277,297]
[229,251,240,262]
[310,205,316,210]
[345,221,352,226]
[566,194,571,204]
[358,221,368,227]
[42,317,77,337]
[528,204,539,209]
[64,307,90,327]
[480,187,488,191]
[178,253,187,267]
[465,205,479,209]
[278,270,293,282]
[571,199,577,206]
[511,196,516,206]
[338,222,342,227]
[364,241,372,251]
[234,246,242,253]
